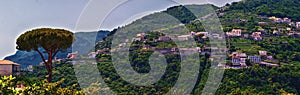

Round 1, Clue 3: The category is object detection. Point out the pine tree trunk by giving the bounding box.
[47,69,52,82]
[47,52,53,82]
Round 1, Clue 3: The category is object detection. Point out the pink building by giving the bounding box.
[88,52,97,58]
[296,22,300,29]
[252,32,262,40]
[231,52,247,67]
[283,17,291,23]
[0,60,20,76]
[67,51,78,59]
[259,51,267,56]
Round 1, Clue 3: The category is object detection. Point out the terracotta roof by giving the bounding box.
[0,60,20,66]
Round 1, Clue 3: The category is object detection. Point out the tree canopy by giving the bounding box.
[16,28,74,52]
[16,28,75,82]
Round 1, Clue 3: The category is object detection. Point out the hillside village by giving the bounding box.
[66,15,299,71]
[222,16,300,68]
[0,1,299,94]
[21,14,299,74]
[89,7,300,93]
[20,15,300,73]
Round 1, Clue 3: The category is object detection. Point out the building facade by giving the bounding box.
[248,56,261,63]
[0,60,21,76]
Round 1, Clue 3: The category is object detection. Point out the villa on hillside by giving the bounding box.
[134,33,146,41]
[287,31,295,36]
[231,52,247,67]
[227,50,281,69]
[226,29,242,37]
[283,17,292,23]
[248,56,261,63]
[88,52,97,58]
[195,32,209,36]
[88,48,110,58]
[67,51,78,59]
[274,18,283,23]
[251,32,263,41]
[286,27,292,31]
[259,50,267,56]
[268,16,284,23]
[192,32,209,39]
[296,22,300,29]
[0,60,21,76]
[273,30,279,35]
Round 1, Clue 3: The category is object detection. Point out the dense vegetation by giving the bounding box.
[0,75,82,95]
[227,0,300,21]
[217,65,299,94]
[94,1,300,94]
[94,29,300,95]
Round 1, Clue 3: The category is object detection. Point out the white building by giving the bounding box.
[296,22,300,29]
[226,29,242,37]
[248,56,261,63]
[195,32,209,36]
[88,52,97,58]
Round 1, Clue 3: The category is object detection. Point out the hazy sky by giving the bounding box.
[0,0,240,59]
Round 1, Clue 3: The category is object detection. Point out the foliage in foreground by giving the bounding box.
[0,75,83,95]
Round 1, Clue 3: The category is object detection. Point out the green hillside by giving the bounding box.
[93,1,300,94]
[227,0,300,21]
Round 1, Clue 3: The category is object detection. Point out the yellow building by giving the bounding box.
[268,16,277,20]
